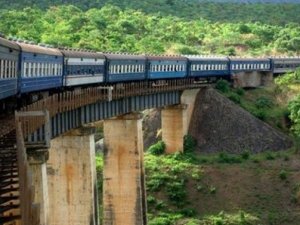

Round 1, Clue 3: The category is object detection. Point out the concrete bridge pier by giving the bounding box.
[103,113,147,225]
[161,89,200,153]
[232,71,273,88]
[27,149,50,225]
[46,127,98,225]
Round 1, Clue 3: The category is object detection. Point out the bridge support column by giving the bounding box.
[103,113,147,225]
[47,127,98,225]
[162,89,200,153]
[27,149,49,225]
[233,71,273,88]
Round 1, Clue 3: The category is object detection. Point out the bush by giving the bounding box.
[228,93,241,104]
[183,134,197,153]
[217,152,242,164]
[180,208,196,217]
[215,79,230,93]
[255,97,273,109]
[253,109,267,121]
[241,151,250,160]
[166,181,186,203]
[288,95,300,136]
[235,88,245,96]
[279,170,288,180]
[148,141,166,155]
[264,151,276,160]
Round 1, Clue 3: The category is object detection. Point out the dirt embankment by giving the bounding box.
[143,88,292,153]
[188,88,292,153]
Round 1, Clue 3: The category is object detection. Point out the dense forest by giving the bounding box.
[1,5,300,56]
[1,0,300,25]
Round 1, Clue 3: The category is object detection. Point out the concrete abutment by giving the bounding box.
[161,89,200,153]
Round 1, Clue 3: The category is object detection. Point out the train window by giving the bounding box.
[0,60,3,78]
[6,60,9,78]
[54,64,58,76]
[36,63,39,76]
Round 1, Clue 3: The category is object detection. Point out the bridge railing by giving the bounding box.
[15,110,50,148]
[15,120,40,225]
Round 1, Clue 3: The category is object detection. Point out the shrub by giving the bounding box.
[228,93,241,104]
[217,152,242,164]
[253,109,267,121]
[288,95,300,136]
[255,96,273,109]
[166,181,186,202]
[235,88,245,96]
[183,134,197,153]
[209,186,217,194]
[241,151,250,160]
[265,151,276,160]
[148,141,166,155]
[180,208,196,217]
[279,170,288,180]
[215,79,230,93]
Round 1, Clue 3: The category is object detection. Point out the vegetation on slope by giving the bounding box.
[1,5,300,55]
[96,137,300,225]
[1,0,300,25]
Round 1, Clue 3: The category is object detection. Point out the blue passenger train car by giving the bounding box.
[104,53,146,83]
[0,37,20,100]
[186,56,229,78]
[61,49,106,87]
[272,57,300,74]
[230,57,272,72]
[18,42,63,93]
[147,55,187,80]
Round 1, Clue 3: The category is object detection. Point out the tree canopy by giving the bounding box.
[1,5,300,56]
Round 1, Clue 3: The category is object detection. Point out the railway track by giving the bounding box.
[0,131,21,225]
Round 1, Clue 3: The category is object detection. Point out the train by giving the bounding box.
[1,35,300,104]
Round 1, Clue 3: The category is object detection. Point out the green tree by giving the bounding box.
[289,95,300,136]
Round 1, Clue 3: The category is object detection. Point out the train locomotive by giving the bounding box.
[1,35,300,105]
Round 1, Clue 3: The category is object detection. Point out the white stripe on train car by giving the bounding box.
[67,58,105,65]
[65,74,104,86]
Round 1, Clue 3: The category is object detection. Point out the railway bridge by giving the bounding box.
[0,66,286,225]
[0,78,215,225]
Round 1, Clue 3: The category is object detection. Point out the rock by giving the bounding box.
[142,109,162,150]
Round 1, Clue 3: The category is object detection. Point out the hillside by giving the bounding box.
[1,5,300,56]
[1,0,300,25]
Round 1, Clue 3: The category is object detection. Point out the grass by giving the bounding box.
[96,145,300,224]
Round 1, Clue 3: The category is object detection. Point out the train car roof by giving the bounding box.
[185,55,228,61]
[60,49,105,59]
[229,57,270,62]
[146,55,187,61]
[103,53,146,60]
[271,57,300,60]
[0,37,20,51]
[17,42,62,56]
